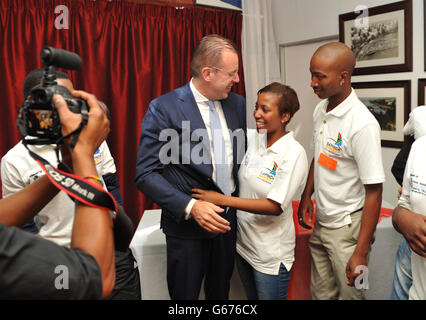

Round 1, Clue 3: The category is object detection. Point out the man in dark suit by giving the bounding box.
[135,34,246,300]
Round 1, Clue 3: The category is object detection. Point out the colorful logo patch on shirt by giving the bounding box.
[258,162,278,184]
[325,133,343,157]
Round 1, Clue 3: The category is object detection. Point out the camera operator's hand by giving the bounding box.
[53,91,110,157]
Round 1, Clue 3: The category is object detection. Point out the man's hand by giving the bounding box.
[53,90,110,157]
[345,252,367,286]
[297,195,314,229]
[190,200,230,234]
[346,183,382,287]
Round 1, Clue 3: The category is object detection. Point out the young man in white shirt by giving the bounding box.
[297,42,385,300]
[1,68,140,299]
[1,69,118,247]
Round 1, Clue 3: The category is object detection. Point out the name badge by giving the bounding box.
[318,152,337,171]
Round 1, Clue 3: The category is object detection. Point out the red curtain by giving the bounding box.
[0,0,245,228]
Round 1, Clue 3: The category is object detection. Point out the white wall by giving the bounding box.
[272,0,426,208]
[272,0,397,45]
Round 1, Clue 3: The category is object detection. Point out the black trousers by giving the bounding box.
[165,227,237,300]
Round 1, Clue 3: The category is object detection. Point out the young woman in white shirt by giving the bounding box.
[192,82,308,300]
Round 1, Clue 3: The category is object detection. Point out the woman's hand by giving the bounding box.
[191,189,225,206]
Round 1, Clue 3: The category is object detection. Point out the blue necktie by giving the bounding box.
[207,100,231,196]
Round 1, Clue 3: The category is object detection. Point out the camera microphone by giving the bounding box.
[40,47,82,70]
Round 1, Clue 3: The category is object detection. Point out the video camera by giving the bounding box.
[14,47,119,216]
[18,47,99,145]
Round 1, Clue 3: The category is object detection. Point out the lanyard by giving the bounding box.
[22,142,118,219]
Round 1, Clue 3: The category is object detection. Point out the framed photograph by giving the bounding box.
[339,0,412,75]
[353,80,410,148]
[194,0,242,11]
[418,79,426,106]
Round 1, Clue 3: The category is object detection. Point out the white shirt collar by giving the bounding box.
[256,131,294,154]
[269,131,294,154]
[190,78,209,104]
[323,88,356,118]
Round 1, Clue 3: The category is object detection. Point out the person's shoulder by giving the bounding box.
[289,133,306,150]
[227,91,245,103]
[407,136,426,165]
[5,140,25,152]
[350,97,380,127]
[412,135,426,149]
[286,133,307,157]
[1,141,26,163]
[151,83,189,104]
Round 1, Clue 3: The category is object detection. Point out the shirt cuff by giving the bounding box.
[184,198,197,220]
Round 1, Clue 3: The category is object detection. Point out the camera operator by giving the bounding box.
[2,67,140,300]
[0,91,115,299]
[2,68,121,241]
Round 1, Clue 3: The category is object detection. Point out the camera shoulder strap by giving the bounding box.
[23,143,118,219]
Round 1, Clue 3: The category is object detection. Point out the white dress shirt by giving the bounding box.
[184,79,235,218]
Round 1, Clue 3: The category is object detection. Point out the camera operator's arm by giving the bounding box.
[0,176,59,227]
[55,91,115,299]
[0,91,114,299]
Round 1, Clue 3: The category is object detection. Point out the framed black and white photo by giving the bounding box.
[353,80,410,148]
[194,0,242,11]
[418,78,426,106]
[339,0,412,75]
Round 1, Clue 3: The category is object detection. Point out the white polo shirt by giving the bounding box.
[1,140,116,247]
[312,89,385,229]
[237,129,308,274]
[398,135,426,300]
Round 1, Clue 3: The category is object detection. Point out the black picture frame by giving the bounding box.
[418,78,426,105]
[353,80,410,148]
[339,0,412,75]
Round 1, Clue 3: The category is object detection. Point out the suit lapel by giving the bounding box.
[221,98,238,132]
[176,84,212,178]
[176,83,205,131]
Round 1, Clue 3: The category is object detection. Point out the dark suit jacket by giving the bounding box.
[135,82,246,239]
